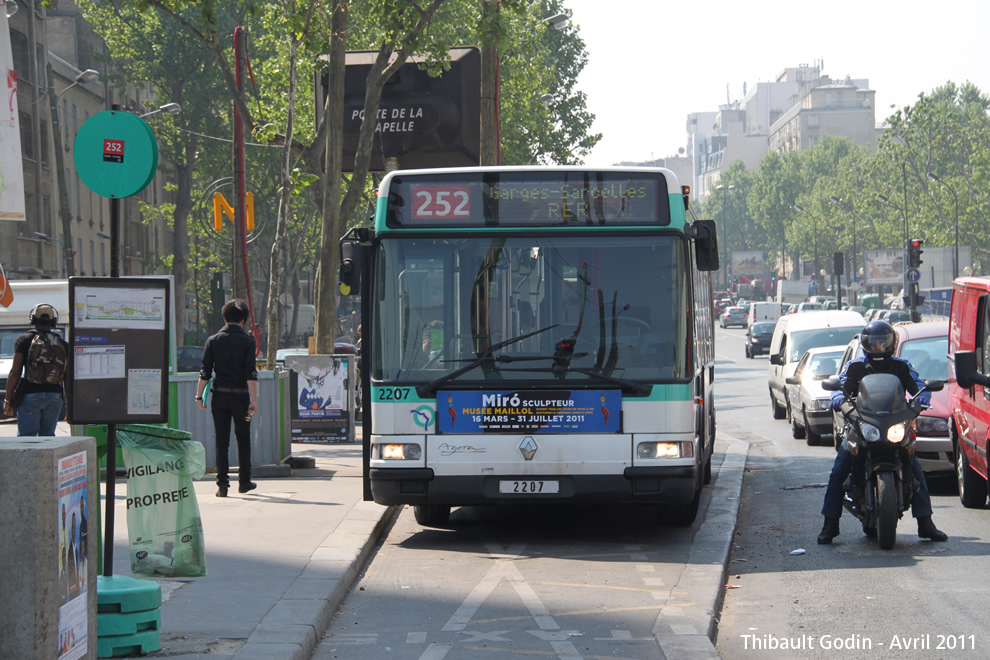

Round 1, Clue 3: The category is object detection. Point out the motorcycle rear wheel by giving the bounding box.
[876,472,898,550]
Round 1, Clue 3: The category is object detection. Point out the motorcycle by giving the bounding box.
[822,373,943,550]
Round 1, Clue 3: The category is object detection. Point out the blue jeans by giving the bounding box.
[822,444,933,519]
[17,391,64,436]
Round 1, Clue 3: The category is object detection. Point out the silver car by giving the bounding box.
[785,346,845,446]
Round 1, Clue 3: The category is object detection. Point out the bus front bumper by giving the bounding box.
[368,464,698,507]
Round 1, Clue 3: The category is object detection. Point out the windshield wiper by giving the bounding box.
[553,366,650,394]
[417,324,559,396]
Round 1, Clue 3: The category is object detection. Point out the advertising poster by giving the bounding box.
[437,390,622,434]
[1,1,26,221]
[732,251,764,277]
[57,451,88,660]
[863,249,904,286]
[288,355,352,442]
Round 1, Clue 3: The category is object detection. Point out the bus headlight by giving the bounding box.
[886,423,908,444]
[378,443,422,460]
[637,441,693,459]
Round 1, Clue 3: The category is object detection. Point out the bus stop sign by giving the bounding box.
[73,110,158,199]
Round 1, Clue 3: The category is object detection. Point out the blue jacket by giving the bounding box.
[830,355,929,409]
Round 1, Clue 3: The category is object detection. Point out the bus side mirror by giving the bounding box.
[955,351,990,388]
[339,236,363,296]
[690,220,720,272]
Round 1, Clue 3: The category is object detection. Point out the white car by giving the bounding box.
[784,346,845,446]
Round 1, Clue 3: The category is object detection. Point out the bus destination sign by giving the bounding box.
[388,171,669,227]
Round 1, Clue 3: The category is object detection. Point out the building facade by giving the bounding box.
[2,0,173,280]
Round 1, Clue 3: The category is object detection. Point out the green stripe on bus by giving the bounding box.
[371,383,692,403]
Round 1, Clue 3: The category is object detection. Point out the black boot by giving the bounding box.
[817,516,840,544]
[917,516,948,541]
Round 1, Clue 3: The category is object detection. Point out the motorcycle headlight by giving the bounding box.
[859,422,881,443]
[886,422,908,443]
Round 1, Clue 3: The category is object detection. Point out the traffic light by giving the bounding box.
[907,238,924,268]
[833,252,844,276]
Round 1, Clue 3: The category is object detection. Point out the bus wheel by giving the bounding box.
[657,479,701,527]
[413,504,451,527]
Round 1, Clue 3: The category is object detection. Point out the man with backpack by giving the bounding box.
[3,303,69,436]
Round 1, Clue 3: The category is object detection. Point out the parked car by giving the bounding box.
[745,321,776,358]
[785,346,846,445]
[720,306,748,328]
[768,310,865,422]
[878,309,912,324]
[176,345,204,372]
[947,278,990,506]
[793,302,824,313]
[833,321,951,472]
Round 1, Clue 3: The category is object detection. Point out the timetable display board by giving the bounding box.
[67,278,170,424]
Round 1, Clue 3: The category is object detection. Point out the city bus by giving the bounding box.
[339,167,719,526]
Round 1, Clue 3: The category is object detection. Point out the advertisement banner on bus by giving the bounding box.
[437,390,621,434]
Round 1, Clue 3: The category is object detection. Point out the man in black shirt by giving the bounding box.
[196,299,258,497]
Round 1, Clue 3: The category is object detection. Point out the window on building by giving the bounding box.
[10,31,29,82]
[39,121,49,167]
[101,242,106,275]
[20,111,34,160]
[78,238,83,275]
[42,196,52,235]
[90,240,95,276]
[64,167,72,215]
[807,114,819,128]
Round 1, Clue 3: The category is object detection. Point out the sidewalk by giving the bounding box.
[116,437,396,660]
[0,419,395,660]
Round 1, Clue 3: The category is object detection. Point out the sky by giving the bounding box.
[562,0,990,167]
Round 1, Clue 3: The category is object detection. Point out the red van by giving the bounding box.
[947,277,990,507]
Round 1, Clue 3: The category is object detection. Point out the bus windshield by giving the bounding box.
[372,233,689,385]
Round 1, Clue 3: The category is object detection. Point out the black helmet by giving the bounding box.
[860,320,895,364]
[30,303,58,328]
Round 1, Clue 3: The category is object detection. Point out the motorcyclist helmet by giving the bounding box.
[860,320,896,366]
[29,303,59,328]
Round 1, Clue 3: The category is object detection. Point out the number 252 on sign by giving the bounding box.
[412,186,471,219]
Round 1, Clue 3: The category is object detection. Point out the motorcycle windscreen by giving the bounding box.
[856,373,907,414]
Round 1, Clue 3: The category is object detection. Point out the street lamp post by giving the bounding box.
[47,67,100,277]
[794,204,818,296]
[139,102,182,119]
[927,172,960,280]
[717,184,735,289]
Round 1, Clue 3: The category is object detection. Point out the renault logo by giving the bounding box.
[519,436,538,461]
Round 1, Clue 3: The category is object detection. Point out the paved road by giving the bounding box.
[713,325,988,660]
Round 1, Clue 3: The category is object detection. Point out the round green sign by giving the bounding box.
[73,110,159,199]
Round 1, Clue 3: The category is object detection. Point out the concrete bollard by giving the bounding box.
[0,436,98,660]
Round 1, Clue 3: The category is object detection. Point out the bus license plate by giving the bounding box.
[499,480,559,494]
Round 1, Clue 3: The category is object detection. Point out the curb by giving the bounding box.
[232,501,402,660]
[654,435,749,659]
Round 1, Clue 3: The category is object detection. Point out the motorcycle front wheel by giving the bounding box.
[876,471,898,550]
